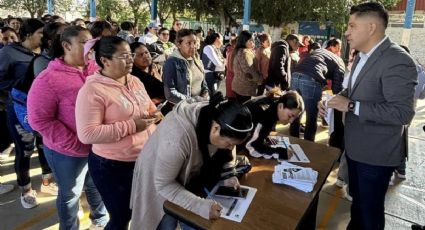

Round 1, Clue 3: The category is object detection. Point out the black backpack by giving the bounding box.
[11,55,49,132]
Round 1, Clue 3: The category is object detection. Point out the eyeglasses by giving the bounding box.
[112,53,136,60]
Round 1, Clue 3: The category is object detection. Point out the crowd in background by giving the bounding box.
[0,3,424,229]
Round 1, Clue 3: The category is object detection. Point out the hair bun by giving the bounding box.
[209,92,225,108]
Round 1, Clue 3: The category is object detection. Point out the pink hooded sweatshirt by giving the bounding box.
[75,73,157,162]
[28,58,99,157]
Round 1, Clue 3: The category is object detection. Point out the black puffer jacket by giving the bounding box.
[266,40,291,90]
[244,96,288,158]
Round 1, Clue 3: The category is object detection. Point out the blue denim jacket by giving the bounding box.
[163,50,208,104]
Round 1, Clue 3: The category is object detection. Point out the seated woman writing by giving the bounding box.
[130,93,253,230]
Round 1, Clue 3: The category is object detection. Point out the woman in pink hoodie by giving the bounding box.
[27,26,108,229]
[76,36,161,230]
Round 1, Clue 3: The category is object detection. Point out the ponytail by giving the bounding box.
[186,93,253,195]
[51,33,64,58]
[51,26,89,58]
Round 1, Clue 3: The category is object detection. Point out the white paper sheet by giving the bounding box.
[324,95,335,135]
[272,162,318,192]
[211,185,257,222]
[287,144,310,163]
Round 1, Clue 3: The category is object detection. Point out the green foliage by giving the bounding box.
[127,0,149,25]
[96,0,126,21]
[0,0,401,28]
[0,0,47,18]
[249,0,401,28]
[155,0,187,24]
[95,0,150,29]
[52,0,73,16]
[351,0,402,9]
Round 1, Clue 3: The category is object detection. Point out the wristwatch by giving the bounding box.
[348,101,355,112]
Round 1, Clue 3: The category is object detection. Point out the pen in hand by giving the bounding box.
[156,100,168,111]
[204,188,217,202]
[204,188,222,219]
[282,141,299,160]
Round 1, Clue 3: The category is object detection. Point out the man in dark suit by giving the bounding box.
[319,2,417,229]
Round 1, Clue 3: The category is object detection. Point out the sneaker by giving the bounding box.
[395,170,406,179]
[0,183,14,195]
[20,190,39,209]
[78,202,84,219]
[342,184,353,201]
[389,175,395,186]
[335,178,344,188]
[40,182,58,196]
[0,144,14,162]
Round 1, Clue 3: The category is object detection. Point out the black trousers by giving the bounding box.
[88,152,135,230]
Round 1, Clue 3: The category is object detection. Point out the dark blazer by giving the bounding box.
[341,37,417,167]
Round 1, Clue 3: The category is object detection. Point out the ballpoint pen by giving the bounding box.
[282,141,300,161]
[203,188,218,202]
[156,100,168,111]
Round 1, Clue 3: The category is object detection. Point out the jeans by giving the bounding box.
[44,146,108,230]
[289,72,323,141]
[88,152,135,230]
[205,72,222,95]
[346,154,395,230]
[0,109,13,152]
[157,214,196,230]
[6,101,51,188]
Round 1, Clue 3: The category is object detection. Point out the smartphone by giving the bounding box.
[214,186,249,199]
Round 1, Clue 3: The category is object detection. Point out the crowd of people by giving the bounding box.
[0,1,424,230]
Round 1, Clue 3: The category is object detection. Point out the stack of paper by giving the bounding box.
[272,161,318,192]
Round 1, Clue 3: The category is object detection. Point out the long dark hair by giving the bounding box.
[93,36,127,68]
[204,32,220,46]
[52,26,89,58]
[42,22,66,56]
[277,90,305,112]
[187,92,253,194]
[90,20,112,38]
[232,30,252,63]
[19,18,44,42]
[130,42,155,73]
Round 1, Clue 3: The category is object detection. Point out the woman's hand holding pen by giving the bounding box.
[209,202,223,219]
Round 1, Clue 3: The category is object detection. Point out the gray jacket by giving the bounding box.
[342,37,417,167]
[130,99,215,230]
